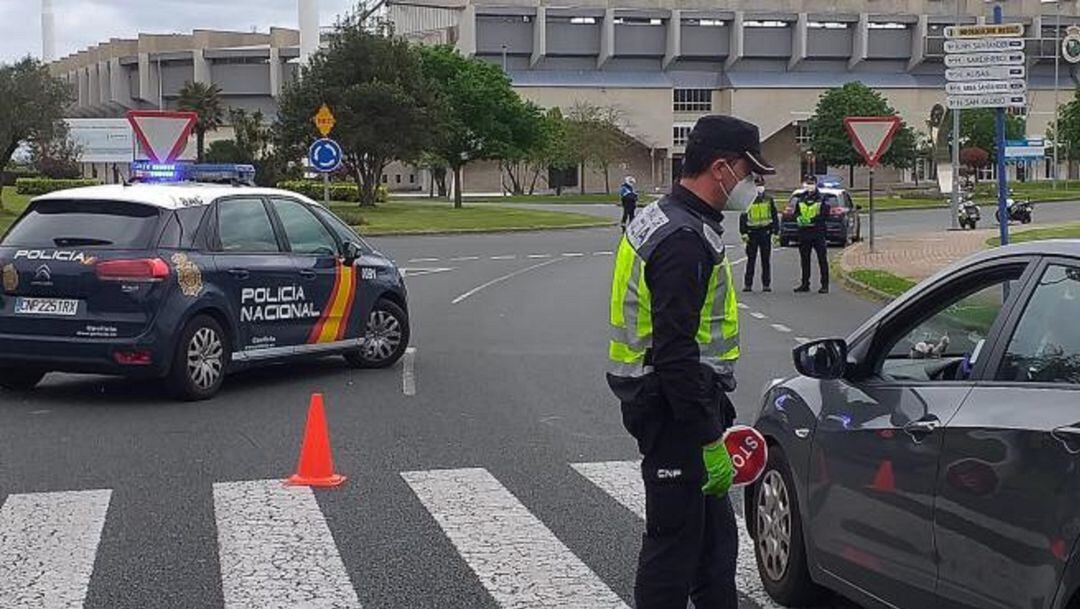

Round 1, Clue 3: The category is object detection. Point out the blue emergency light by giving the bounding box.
[130,162,256,185]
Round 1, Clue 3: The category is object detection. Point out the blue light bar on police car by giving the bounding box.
[130,162,256,184]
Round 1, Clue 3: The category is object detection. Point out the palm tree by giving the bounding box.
[176,81,224,162]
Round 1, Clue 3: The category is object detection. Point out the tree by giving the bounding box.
[420,45,534,208]
[498,101,549,195]
[229,108,270,162]
[807,82,918,186]
[959,108,1024,162]
[205,139,249,164]
[276,14,437,206]
[0,57,72,208]
[1050,88,1080,177]
[564,102,634,194]
[959,146,990,184]
[176,81,225,163]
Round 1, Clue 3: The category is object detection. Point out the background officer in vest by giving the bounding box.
[738,175,779,292]
[794,176,831,294]
[607,115,774,609]
[620,175,639,229]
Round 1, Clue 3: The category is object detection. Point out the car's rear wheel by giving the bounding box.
[167,315,228,401]
[753,448,825,605]
[0,368,46,392]
[344,299,410,369]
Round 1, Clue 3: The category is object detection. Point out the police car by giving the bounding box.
[0,176,409,400]
[778,179,862,247]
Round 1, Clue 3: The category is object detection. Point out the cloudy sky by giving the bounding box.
[0,0,356,62]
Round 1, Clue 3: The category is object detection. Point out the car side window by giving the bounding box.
[216,198,280,253]
[311,205,366,251]
[843,193,854,210]
[996,264,1080,384]
[270,198,338,256]
[877,269,1024,382]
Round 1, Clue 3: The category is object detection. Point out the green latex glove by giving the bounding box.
[701,442,734,496]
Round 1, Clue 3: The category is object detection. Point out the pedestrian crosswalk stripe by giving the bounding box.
[402,467,630,609]
[571,461,785,609]
[213,480,362,609]
[0,488,111,609]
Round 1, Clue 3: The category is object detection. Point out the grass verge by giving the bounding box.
[986,222,1080,247]
[330,201,613,235]
[847,268,917,299]
[0,191,30,235]
[406,193,623,205]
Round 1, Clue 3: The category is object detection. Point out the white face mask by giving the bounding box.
[724,175,759,212]
[756,185,766,196]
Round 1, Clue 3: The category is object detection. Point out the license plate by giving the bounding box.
[14,297,80,316]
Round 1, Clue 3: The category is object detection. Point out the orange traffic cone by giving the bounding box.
[868,460,895,493]
[286,393,346,487]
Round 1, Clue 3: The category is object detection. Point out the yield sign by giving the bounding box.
[843,116,902,168]
[126,110,197,163]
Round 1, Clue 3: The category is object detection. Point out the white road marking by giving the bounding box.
[450,256,480,261]
[592,251,614,256]
[0,488,111,609]
[402,468,629,609]
[400,267,454,278]
[562,252,585,257]
[571,461,783,609]
[527,254,552,259]
[730,256,747,267]
[452,258,563,305]
[408,257,440,263]
[750,312,767,320]
[737,303,750,310]
[213,480,362,609]
[771,324,793,333]
[490,255,516,260]
[402,346,417,396]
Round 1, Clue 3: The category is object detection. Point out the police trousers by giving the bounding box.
[743,230,772,289]
[798,235,829,289]
[621,387,739,609]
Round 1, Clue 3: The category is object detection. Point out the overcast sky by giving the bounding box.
[0,0,356,63]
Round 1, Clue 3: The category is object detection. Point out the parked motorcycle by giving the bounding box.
[997,191,1034,225]
[957,196,980,230]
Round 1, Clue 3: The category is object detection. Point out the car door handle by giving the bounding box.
[903,417,940,441]
[228,268,250,280]
[299,269,317,280]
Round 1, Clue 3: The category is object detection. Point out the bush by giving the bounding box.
[15,177,100,195]
[2,168,40,187]
[275,180,391,204]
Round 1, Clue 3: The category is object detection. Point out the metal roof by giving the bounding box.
[33,183,319,211]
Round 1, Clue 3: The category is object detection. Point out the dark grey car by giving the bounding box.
[746,240,1080,609]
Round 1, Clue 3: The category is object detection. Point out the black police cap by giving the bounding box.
[687,115,776,175]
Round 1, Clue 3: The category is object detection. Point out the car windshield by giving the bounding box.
[2,199,161,249]
[787,194,842,209]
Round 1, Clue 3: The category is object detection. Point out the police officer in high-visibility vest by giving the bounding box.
[794,176,831,294]
[607,115,773,609]
[738,175,778,292]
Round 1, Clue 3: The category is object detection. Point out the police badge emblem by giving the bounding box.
[171,253,203,297]
[2,264,17,293]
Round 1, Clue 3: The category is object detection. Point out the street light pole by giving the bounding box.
[1055,0,1062,189]
[951,0,962,229]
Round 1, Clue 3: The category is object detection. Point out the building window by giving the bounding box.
[410,174,416,183]
[1007,106,1027,119]
[868,22,908,30]
[674,89,712,112]
[381,174,388,183]
[570,17,596,25]
[614,17,662,26]
[795,121,811,147]
[744,20,789,28]
[684,18,725,27]
[808,22,849,29]
[395,174,402,184]
[673,125,693,146]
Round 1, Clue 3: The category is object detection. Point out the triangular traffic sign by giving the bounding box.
[843,116,902,168]
[127,111,197,163]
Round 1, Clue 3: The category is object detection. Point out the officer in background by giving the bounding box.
[739,175,779,292]
[794,176,831,294]
[620,176,639,229]
[607,115,774,609]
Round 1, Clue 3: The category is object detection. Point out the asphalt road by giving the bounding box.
[3,198,1072,609]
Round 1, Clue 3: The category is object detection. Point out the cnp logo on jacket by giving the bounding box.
[724,425,768,487]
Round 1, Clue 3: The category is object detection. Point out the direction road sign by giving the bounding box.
[126,111,197,163]
[946,65,1026,82]
[308,138,343,172]
[843,116,902,168]
[945,23,1024,39]
[946,93,1027,110]
[944,37,1024,54]
[944,51,1025,68]
[313,104,336,137]
[945,79,1027,96]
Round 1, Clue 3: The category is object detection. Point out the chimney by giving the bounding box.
[41,0,56,62]
[298,0,319,66]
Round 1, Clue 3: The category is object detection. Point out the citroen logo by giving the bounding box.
[34,264,51,283]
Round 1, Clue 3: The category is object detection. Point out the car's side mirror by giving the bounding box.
[793,338,848,380]
[342,241,362,263]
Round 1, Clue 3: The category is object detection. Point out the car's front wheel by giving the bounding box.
[345,299,410,369]
[753,447,825,605]
[167,315,228,401]
[0,367,45,391]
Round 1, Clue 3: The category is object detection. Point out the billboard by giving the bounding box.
[65,119,133,163]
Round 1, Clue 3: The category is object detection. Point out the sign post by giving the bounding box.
[945,8,1024,245]
[311,105,339,206]
[843,116,902,253]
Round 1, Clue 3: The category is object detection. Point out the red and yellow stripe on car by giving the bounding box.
[309,263,357,343]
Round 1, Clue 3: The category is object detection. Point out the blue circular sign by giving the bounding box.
[308,138,343,172]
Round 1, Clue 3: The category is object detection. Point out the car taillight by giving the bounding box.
[114,350,153,365]
[96,258,170,282]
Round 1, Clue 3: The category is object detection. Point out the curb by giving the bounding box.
[832,253,900,303]
[357,220,616,237]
